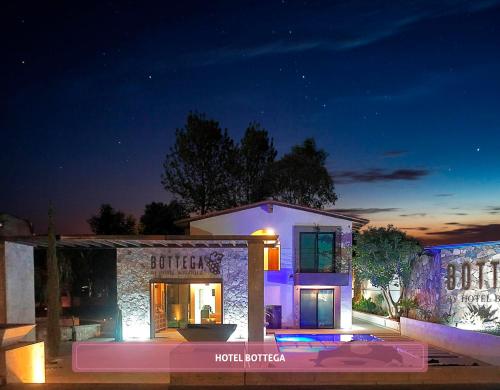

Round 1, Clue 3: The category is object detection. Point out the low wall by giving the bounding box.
[400,317,500,366]
[352,310,400,331]
[37,324,100,342]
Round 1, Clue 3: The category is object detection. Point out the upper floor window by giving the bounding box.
[299,232,335,272]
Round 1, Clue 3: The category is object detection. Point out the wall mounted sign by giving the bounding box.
[446,260,498,290]
[440,250,500,331]
[150,251,224,279]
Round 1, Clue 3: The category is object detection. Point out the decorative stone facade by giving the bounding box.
[116,246,248,339]
[220,248,248,339]
[408,242,500,332]
[408,253,442,321]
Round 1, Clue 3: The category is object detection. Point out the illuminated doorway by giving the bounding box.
[151,282,222,337]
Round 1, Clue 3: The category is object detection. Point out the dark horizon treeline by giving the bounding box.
[86,112,338,235]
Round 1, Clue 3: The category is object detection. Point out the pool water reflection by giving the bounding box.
[275,334,382,353]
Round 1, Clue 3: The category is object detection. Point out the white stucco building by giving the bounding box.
[178,200,368,330]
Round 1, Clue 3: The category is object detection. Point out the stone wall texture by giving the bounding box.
[408,243,500,331]
[220,248,248,339]
[116,246,248,339]
[408,253,442,321]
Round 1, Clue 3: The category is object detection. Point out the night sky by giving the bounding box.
[2,1,500,245]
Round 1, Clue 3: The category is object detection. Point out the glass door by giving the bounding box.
[166,283,189,328]
[317,289,334,328]
[189,283,222,324]
[300,289,334,328]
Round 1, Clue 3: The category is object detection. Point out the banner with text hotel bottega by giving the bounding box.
[73,341,428,372]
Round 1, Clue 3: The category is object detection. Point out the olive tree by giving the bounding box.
[353,225,421,318]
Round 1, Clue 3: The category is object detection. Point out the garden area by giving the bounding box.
[352,226,500,336]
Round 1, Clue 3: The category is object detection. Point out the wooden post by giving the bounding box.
[247,240,264,342]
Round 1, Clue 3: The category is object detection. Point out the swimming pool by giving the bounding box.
[275,334,381,343]
[274,334,382,353]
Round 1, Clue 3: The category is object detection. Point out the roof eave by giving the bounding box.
[175,200,370,227]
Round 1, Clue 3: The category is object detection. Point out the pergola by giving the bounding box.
[1,234,277,341]
[10,234,278,249]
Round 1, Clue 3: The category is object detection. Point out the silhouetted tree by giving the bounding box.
[353,225,422,318]
[140,201,188,234]
[235,123,277,204]
[272,138,337,208]
[87,204,136,234]
[46,204,60,359]
[162,113,238,214]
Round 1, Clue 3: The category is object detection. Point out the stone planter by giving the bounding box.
[177,324,237,342]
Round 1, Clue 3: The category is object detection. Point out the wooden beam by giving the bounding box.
[247,240,264,342]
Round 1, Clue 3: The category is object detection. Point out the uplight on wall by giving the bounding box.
[122,323,150,340]
[251,228,275,236]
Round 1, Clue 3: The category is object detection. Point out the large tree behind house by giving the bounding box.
[162,112,238,214]
[87,204,136,235]
[272,138,338,208]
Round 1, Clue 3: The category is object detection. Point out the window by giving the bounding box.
[299,232,335,272]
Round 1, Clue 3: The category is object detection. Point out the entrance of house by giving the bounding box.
[150,281,222,337]
[299,289,334,328]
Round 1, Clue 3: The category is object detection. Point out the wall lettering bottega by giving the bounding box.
[445,259,500,305]
[150,251,224,278]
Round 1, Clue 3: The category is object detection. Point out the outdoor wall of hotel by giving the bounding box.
[183,201,366,330]
[408,241,500,332]
[0,241,44,383]
[117,243,252,340]
[115,237,269,341]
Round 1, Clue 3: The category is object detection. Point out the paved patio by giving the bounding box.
[43,317,494,384]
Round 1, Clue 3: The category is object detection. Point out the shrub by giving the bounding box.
[398,297,419,318]
[374,293,385,307]
[353,296,388,316]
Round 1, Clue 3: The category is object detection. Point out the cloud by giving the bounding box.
[332,207,400,215]
[400,213,427,217]
[485,206,500,214]
[382,150,408,158]
[333,168,430,184]
[194,0,500,65]
[435,193,454,197]
[426,224,500,244]
[199,40,324,66]
[402,227,430,231]
[451,213,468,216]
[445,222,463,225]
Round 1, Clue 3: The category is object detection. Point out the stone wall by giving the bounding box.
[116,246,248,340]
[408,252,443,321]
[220,248,248,339]
[408,243,500,332]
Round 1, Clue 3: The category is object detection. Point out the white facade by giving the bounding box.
[187,201,364,329]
